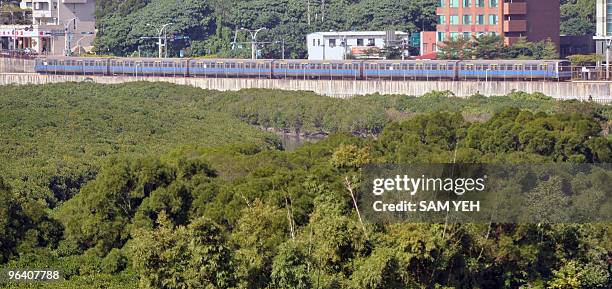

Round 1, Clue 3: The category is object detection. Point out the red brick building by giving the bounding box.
[434,0,559,50]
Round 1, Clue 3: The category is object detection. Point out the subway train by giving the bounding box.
[34,57,573,81]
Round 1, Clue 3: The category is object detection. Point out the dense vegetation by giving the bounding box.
[560,0,596,36]
[91,0,595,58]
[0,83,611,288]
[93,0,438,57]
[437,36,559,60]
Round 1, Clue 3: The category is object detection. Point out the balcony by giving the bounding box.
[503,20,527,32]
[503,2,527,15]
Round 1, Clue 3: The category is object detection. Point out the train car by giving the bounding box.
[35,57,110,75]
[458,60,572,81]
[109,58,189,77]
[188,59,273,78]
[362,60,459,80]
[272,60,361,80]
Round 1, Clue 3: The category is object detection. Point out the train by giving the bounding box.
[34,57,573,81]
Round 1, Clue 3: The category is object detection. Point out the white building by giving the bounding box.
[307,31,408,60]
[0,0,96,55]
[594,0,612,59]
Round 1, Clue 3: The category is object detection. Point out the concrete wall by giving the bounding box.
[0,73,610,103]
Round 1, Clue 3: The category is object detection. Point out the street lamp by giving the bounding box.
[274,39,286,59]
[64,17,78,56]
[147,23,173,58]
[240,27,267,59]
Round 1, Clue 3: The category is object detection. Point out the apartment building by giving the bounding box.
[435,0,560,49]
[0,0,95,55]
[595,0,612,59]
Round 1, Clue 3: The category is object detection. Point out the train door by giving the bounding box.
[437,63,447,80]
[343,63,355,80]
[322,62,332,79]
[256,61,266,79]
[367,63,379,80]
[389,63,400,81]
[513,64,524,80]
[414,63,423,80]
[463,64,474,80]
[539,64,549,79]
[489,64,498,80]
[276,62,287,79]
[76,59,83,75]
[301,62,309,80]
[401,63,409,80]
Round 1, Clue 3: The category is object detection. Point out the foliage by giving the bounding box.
[560,0,596,36]
[1,83,611,289]
[438,36,559,60]
[568,54,603,66]
[93,0,439,58]
[129,212,235,289]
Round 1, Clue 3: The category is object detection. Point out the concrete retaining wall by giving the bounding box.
[0,73,610,103]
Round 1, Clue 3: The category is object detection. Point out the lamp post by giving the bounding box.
[240,27,267,59]
[64,17,78,56]
[147,23,173,58]
[274,39,285,59]
[605,37,612,80]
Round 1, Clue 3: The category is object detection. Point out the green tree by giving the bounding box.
[129,212,235,289]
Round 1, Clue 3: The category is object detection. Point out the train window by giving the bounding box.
[539,64,548,70]
[438,64,447,70]
[490,64,498,70]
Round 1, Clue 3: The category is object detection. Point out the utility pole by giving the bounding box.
[275,39,285,59]
[307,0,311,25]
[240,27,267,59]
[321,0,325,22]
[147,23,173,58]
[64,17,78,56]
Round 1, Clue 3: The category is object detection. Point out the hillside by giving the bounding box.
[92,0,595,58]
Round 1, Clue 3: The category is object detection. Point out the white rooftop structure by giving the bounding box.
[307,31,408,60]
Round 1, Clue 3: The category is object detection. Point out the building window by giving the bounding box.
[489,0,497,7]
[450,15,459,25]
[449,0,459,7]
[317,39,320,46]
[313,39,316,46]
[438,0,444,7]
[476,15,485,25]
[489,14,498,25]
[367,38,375,46]
[463,0,471,7]
[438,15,446,24]
[463,15,472,25]
[475,0,484,7]
[463,32,471,39]
[437,32,445,42]
[450,32,459,40]
[329,39,336,47]
[357,38,364,46]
